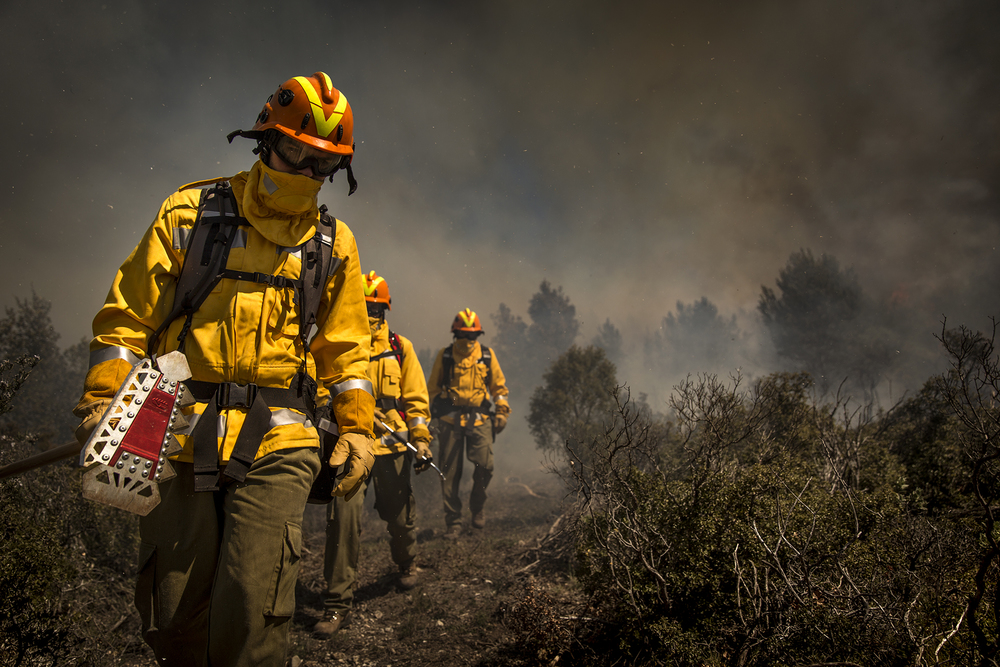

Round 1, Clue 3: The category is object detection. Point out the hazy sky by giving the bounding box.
[2,0,998,405]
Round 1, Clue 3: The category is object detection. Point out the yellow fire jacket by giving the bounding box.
[427,339,510,427]
[73,164,374,464]
[368,322,432,456]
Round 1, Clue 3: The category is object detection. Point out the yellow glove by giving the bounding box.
[329,432,375,500]
[493,412,508,434]
[413,438,433,474]
[74,399,110,446]
[372,409,389,437]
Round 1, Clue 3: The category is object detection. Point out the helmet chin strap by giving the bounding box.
[346,164,358,195]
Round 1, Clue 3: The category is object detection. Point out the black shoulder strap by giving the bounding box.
[440,344,454,390]
[294,207,340,355]
[148,183,244,357]
[481,345,493,389]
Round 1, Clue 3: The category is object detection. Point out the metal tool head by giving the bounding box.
[78,358,189,516]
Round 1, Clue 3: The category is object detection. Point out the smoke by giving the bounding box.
[1,0,997,441]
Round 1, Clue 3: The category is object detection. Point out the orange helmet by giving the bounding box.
[228,72,358,193]
[363,271,391,310]
[451,308,483,334]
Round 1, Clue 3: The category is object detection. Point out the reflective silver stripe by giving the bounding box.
[382,429,409,446]
[317,417,339,436]
[218,414,227,438]
[444,410,487,420]
[407,416,428,427]
[269,408,311,429]
[329,256,343,277]
[232,229,247,249]
[200,210,236,218]
[172,227,191,250]
[317,232,333,246]
[330,379,374,397]
[277,246,303,261]
[89,345,141,368]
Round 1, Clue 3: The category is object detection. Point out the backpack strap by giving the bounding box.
[185,375,317,491]
[481,346,493,390]
[441,344,454,390]
[147,183,245,357]
[294,207,340,360]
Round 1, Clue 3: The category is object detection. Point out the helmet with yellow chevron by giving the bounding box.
[227,72,358,194]
[451,308,484,337]
[363,270,391,311]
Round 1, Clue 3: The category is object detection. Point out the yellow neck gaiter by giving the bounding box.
[229,161,322,247]
[453,339,477,357]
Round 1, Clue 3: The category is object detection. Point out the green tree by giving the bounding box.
[527,345,617,463]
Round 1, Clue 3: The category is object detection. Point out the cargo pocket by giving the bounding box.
[378,364,401,398]
[264,521,302,618]
[135,541,158,633]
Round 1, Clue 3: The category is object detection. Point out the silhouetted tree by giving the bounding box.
[492,281,580,402]
[527,281,578,364]
[591,319,623,369]
[759,249,895,397]
[646,297,743,380]
[0,294,87,445]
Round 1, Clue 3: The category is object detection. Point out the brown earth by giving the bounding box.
[285,463,585,667]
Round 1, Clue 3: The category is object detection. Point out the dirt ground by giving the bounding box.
[286,461,582,667]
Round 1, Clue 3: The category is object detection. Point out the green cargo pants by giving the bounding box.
[323,450,416,612]
[436,418,494,528]
[135,447,319,667]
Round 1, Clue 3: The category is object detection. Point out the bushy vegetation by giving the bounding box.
[525,325,999,666]
[0,297,144,666]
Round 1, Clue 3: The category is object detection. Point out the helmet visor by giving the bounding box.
[272,134,347,177]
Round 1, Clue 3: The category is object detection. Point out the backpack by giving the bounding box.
[430,343,493,418]
[146,181,343,498]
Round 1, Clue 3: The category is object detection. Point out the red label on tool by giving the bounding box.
[119,387,175,462]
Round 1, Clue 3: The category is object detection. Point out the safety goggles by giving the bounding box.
[271,134,348,177]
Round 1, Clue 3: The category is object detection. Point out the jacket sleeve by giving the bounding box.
[489,348,510,416]
[398,335,431,442]
[310,220,374,437]
[75,192,194,412]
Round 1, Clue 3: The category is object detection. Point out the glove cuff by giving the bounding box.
[331,387,376,437]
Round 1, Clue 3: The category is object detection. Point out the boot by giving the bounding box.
[471,510,486,529]
[313,609,350,639]
[398,564,418,590]
[443,524,461,540]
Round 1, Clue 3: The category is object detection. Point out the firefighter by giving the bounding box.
[428,308,510,537]
[315,271,434,638]
[72,73,376,667]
